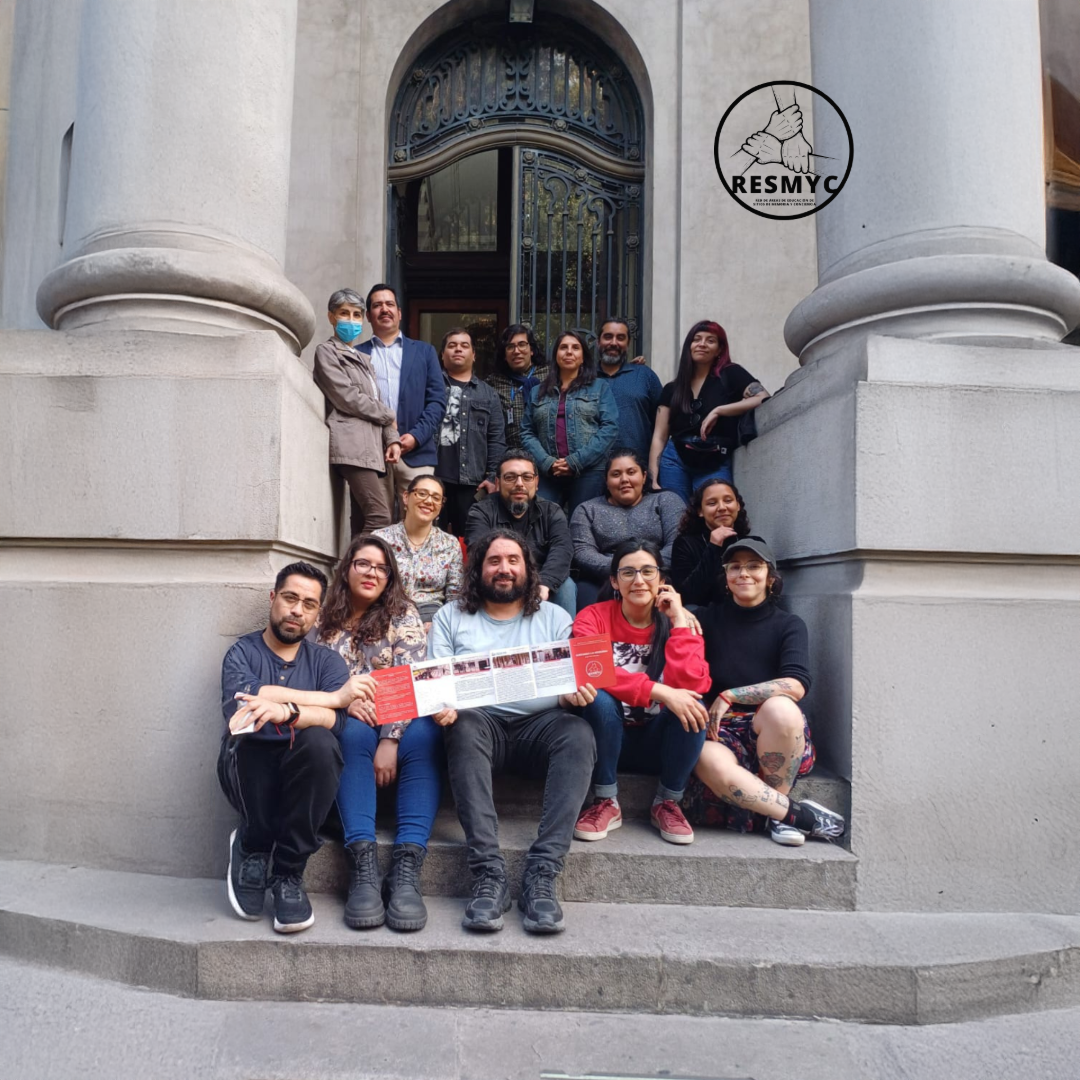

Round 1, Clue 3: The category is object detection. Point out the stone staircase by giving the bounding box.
[3,768,1079,1027]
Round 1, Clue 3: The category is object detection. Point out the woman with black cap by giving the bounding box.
[684,536,846,845]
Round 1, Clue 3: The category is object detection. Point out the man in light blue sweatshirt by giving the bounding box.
[429,529,597,935]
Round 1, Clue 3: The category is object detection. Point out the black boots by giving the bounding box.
[344,840,384,929]
[383,843,428,932]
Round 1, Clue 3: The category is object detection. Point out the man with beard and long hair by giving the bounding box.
[428,530,597,935]
[217,562,373,934]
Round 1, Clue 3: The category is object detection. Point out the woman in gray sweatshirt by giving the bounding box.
[570,449,686,608]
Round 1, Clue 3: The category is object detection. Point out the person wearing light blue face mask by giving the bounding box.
[313,288,403,534]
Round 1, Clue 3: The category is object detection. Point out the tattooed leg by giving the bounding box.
[694,741,791,819]
[752,697,805,796]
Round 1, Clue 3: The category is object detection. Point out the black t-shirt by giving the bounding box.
[436,377,469,480]
[660,365,756,466]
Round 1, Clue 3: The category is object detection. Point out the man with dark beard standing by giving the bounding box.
[428,531,597,935]
[218,562,371,934]
[596,318,662,467]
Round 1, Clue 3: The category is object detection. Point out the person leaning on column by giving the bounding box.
[312,289,402,533]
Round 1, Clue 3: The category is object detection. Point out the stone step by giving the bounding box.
[307,810,857,911]
[477,766,850,824]
[3,858,1079,1026]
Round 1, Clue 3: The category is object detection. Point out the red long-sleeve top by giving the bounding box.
[572,600,712,709]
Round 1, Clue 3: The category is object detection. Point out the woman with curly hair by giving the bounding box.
[648,321,768,501]
[669,478,752,606]
[317,534,450,933]
[520,329,619,510]
[682,537,845,846]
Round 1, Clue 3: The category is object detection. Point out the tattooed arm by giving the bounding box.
[708,677,805,723]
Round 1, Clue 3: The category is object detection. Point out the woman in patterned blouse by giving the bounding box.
[374,475,464,628]
[318,534,452,933]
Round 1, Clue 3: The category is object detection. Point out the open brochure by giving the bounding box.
[370,633,616,727]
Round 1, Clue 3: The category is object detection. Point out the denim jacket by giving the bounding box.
[436,373,506,485]
[520,379,620,475]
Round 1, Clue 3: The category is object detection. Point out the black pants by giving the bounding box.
[438,481,480,538]
[217,727,343,876]
[443,707,596,876]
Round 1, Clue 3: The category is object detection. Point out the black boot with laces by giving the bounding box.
[344,839,385,929]
[383,843,428,931]
[518,861,565,934]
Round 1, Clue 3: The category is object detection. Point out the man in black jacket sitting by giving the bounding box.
[464,451,576,615]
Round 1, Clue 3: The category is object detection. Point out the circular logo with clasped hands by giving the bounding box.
[713,81,853,220]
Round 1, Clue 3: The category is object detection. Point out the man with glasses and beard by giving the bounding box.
[218,562,372,934]
[428,530,597,935]
[464,451,576,615]
[596,318,662,467]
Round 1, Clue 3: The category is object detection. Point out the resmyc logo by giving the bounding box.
[713,81,853,220]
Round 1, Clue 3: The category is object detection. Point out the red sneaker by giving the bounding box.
[650,800,694,845]
[573,798,623,841]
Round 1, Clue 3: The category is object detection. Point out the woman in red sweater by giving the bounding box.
[571,540,712,845]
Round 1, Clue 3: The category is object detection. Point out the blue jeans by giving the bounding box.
[337,714,443,848]
[538,469,607,512]
[583,689,707,802]
[549,575,577,616]
[657,439,732,504]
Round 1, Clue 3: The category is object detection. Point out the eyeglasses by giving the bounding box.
[409,491,444,505]
[500,472,537,484]
[725,561,768,574]
[507,342,531,352]
[616,565,660,581]
[351,559,391,578]
[277,591,321,612]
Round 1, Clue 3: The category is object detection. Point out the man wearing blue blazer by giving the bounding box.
[359,283,447,517]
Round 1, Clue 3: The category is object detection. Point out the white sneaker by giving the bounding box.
[768,818,805,847]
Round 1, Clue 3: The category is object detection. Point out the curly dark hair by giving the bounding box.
[677,478,751,538]
[494,323,545,378]
[669,320,732,416]
[458,528,542,616]
[536,329,597,398]
[318,535,415,644]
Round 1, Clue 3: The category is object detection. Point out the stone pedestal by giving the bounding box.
[737,0,1080,913]
[0,328,339,876]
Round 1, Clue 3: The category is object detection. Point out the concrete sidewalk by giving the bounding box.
[2,955,1079,1080]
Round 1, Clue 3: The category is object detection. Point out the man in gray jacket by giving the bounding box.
[312,289,401,533]
[465,451,576,615]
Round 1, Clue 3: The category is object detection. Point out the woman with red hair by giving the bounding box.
[648,321,768,503]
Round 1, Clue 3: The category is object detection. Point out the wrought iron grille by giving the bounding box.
[391,20,644,168]
[516,149,642,356]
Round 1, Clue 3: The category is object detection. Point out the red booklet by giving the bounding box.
[368,635,616,727]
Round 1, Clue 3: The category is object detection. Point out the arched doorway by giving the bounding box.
[387,15,646,374]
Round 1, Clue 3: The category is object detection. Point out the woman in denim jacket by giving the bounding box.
[520,330,619,510]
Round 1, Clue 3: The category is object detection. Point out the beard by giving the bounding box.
[480,575,527,605]
[269,617,307,645]
[601,348,627,367]
[507,496,529,516]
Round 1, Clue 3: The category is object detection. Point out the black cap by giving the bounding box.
[721,536,775,568]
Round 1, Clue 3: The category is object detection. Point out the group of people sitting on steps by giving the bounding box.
[216,287,846,937]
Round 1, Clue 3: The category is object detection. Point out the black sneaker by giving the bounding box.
[270,873,314,933]
[344,839,385,929]
[226,828,269,920]
[798,799,846,842]
[384,843,428,932]
[518,862,565,934]
[462,870,511,932]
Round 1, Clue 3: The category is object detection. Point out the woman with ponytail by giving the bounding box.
[570,540,712,846]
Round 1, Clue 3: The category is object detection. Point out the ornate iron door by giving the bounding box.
[514,148,643,356]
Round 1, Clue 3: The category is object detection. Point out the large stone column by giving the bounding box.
[35,0,314,351]
[737,0,1080,913]
[0,1,337,879]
